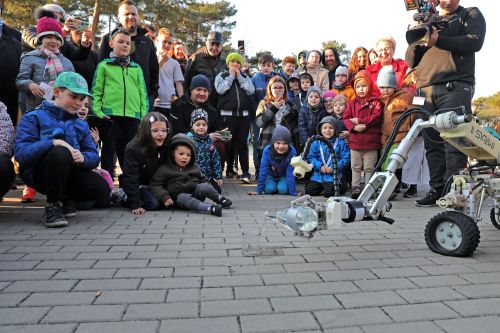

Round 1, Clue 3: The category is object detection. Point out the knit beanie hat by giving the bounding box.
[377,65,398,89]
[190,74,210,91]
[306,86,322,101]
[316,116,338,135]
[190,108,209,127]
[335,65,349,77]
[332,94,348,105]
[353,70,373,97]
[36,10,64,44]
[41,4,68,20]
[323,91,337,100]
[282,55,296,67]
[226,52,244,66]
[271,125,292,145]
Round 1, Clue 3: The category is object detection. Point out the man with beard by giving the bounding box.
[322,47,342,90]
[98,0,159,112]
[184,31,227,109]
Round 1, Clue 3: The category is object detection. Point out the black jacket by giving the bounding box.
[99,26,159,98]
[184,50,227,108]
[122,137,168,210]
[67,39,98,89]
[170,95,221,136]
[150,134,206,202]
[405,6,486,88]
[0,24,21,125]
[21,25,90,61]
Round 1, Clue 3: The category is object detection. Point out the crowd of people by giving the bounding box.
[0,0,489,228]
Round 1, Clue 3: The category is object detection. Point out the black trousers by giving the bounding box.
[32,146,110,206]
[0,156,15,198]
[101,116,140,178]
[224,115,250,174]
[305,181,337,197]
[419,82,472,193]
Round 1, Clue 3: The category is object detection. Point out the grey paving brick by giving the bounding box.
[229,264,286,275]
[336,290,407,308]
[73,279,140,291]
[254,255,307,265]
[204,257,255,266]
[336,259,389,270]
[323,328,364,333]
[3,280,77,293]
[295,281,359,296]
[409,275,470,287]
[271,295,341,312]
[0,324,76,333]
[284,262,337,273]
[302,253,353,262]
[396,287,466,303]
[128,251,178,259]
[315,308,392,329]
[0,260,40,270]
[0,292,29,306]
[75,321,158,333]
[75,252,129,260]
[452,283,500,298]
[21,292,96,306]
[371,266,429,278]
[318,269,378,282]
[235,284,297,299]
[173,266,228,277]
[93,259,149,269]
[167,288,199,302]
[21,253,78,261]
[52,269,116,280]
[201,298,271,316]
[240,312,319,332]
[436,316,500,333]
[419,264,475,275]
[0,253,25,261]
[0,307,50,324]
[204,275,263,288]
[382,257,435,267]
[114,268,173,278]
[354,278,417,291]
[140,277,201,289]
[160,317,239,333]
[383,302,459,322]
[445,298,500,316]
[148,258,202,268]
[362,321,445,333]
[42,305,124,323]
[261,272,322,285]
[90,238,137,246]
[459,271,500,284]
[94,290,166,304]
[0,270,56,281]
[123,303,198,320]
[200,287,233,301]
[59,246,110,252]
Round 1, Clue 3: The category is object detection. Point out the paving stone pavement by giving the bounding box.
[1,180,500,333]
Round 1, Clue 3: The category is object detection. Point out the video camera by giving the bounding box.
[404,0,449,45]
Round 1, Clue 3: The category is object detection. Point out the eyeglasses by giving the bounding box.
[324,99,335,104]
[377,47,393,53]
[59,18,66,24]
[151,129,169,134]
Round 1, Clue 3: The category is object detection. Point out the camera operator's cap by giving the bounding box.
[226,52,244,66]
[207,31,223,44]
[53,72,92,97]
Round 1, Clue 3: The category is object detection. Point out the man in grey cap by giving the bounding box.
[184,31,227,109]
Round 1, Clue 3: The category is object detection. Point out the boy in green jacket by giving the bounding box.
[92,28,148,178]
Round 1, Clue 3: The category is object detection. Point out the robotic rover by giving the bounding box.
[266,107,500,257]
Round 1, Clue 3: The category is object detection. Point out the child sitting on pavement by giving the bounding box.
[150,134,232,216]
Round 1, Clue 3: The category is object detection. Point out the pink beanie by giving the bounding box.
[36,16,64,45]
[323,91,337,100]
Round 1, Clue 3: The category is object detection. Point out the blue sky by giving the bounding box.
[222,0,499,98]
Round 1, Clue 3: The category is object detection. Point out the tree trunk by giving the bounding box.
[91,0,101,52]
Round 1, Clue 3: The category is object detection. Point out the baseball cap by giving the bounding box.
[53,72,92,97]
[207,31,223,44]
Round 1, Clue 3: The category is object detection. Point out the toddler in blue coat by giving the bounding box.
[305,116,350,197]
[250,126,297,196]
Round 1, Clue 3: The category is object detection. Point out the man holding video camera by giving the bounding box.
[405,0,486,207]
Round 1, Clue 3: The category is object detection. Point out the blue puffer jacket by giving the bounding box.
[307,136,350,184]
[187,131,222,180]
[298,106,326,145]
[257,144,297,195]
[14,100,100,187]
[251,71,276,105]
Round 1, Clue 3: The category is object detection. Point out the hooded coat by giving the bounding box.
[150,134,207,202]
[170,94,221,136]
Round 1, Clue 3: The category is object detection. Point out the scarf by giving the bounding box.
[110,51,131,67]
[308,104,320,112]
[269,145,289,175]
[39,47,63,81]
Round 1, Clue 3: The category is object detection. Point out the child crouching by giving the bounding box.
[150,134,232,216]
[251,126,297,196]
[306,116,350,197]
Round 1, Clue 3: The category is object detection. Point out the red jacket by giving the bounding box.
[343,95,382,150]
[365,59,408,96]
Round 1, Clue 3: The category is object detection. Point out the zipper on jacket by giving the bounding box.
[235,83,240,116]
[122,67,127,116]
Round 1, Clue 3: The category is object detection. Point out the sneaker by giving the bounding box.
[225,170,238,179]
[351,187,361,199]
[21,187,36,203]
[42,203,68,228]
[62,200,77,218]
[219,196,232,209]
[415,188,441,207]
[403,185,418,198]
[240,173,251,184]
[210,204,223,217]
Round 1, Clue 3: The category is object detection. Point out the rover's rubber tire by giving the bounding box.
[425,211,480,257]
[491,208,500,230]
